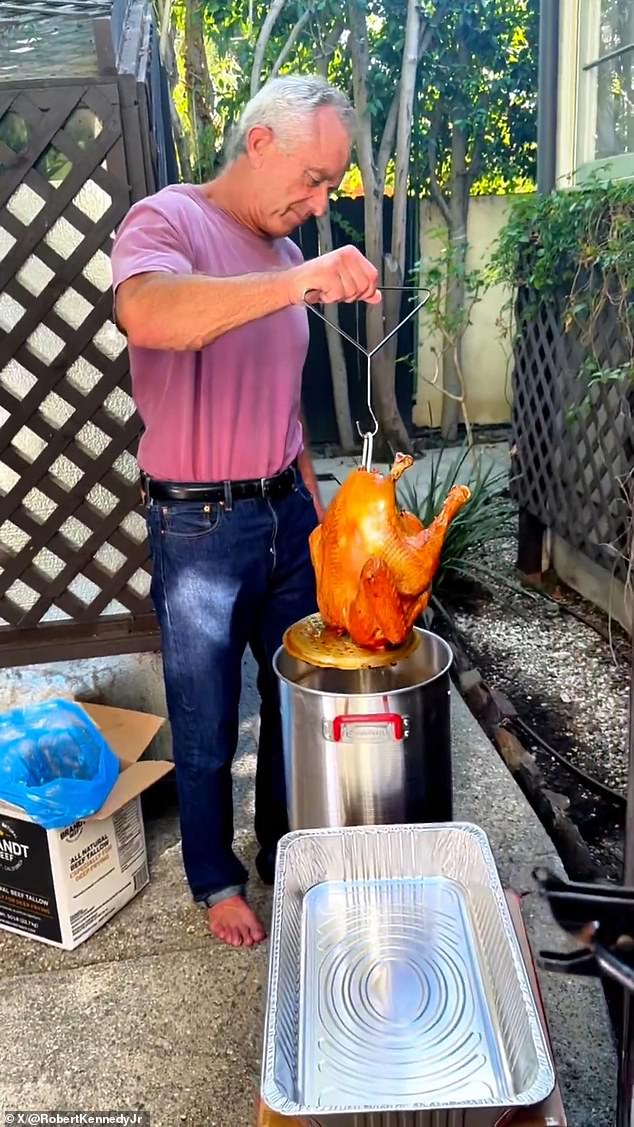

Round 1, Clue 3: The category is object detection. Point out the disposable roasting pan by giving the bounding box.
[261,823,555,1126]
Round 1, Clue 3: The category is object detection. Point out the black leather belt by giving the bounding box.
[141,462,297,505]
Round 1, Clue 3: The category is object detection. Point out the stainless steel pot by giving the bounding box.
[273,627,453,830]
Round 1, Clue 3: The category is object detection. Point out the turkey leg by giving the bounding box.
[348,557,409,648]
[386,484,470,595]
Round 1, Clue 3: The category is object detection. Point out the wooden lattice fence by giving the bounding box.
[511,286,634,586]
[0,3,173,666]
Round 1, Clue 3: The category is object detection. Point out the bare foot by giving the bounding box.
[207,895,267,948]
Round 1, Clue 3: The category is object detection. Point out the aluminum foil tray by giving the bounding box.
[261,823,555,1125]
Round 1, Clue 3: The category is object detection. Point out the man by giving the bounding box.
[111,75,380,949]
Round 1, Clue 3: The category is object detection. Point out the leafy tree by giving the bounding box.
[152,0,538,451]
[416,0,538,440]
[238,1,357,449]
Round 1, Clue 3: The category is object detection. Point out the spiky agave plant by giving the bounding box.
[397,446,534,606]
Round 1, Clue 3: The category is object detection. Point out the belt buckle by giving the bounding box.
[260,476,270,499]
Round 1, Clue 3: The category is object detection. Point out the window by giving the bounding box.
[576,0,634,180]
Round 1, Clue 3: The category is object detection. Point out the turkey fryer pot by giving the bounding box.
[273,625,453,830]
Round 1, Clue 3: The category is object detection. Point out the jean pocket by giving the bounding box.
[158,501,222,539]
[294,480,315,506]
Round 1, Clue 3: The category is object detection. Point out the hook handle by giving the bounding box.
[302,286,430,359]
[304,286,431,472]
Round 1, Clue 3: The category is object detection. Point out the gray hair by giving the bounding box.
[225,75,355,161]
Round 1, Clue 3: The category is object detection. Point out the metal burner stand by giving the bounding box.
[535,518,634,1125]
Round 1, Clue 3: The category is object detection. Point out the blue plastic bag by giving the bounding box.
[0,698,120,830]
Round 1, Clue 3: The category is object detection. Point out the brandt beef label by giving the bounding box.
[68,831,114,882]
[60,819,85,844]
[0,816,61,943]
[0,821,30,872]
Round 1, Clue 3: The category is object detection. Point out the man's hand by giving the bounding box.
[290,246,381,306]
[312,491,327,523]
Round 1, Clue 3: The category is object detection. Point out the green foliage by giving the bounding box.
[416,227,485,346]
[170,0,257,175]
[168,0,538,194]
[414,0,539,198]
[489,176,634,394]
[397,447,525,601]
[197,0,343,147]
[470,171,535,196]
[330,211,364,246]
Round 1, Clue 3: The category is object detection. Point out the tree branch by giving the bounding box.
[417,0,452,56]
[428,104,451,226]
[317,17,345,63]
[423,375,463,402]
[464,80,491,186]
[347,0,370,85]
[390,0,421,263]
[377,0,443,187]
[469,132,484,186]
[347,0,376,192]
[251,0,287,95]
[271,8,312,78]
[417,12,435,57]
[156,0,173,63]
[377,90,400,191]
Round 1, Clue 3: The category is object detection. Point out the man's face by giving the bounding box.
[247,106,351,237]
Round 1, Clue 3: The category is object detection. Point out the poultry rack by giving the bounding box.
[304,285,431,470]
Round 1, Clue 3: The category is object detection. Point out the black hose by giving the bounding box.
[432,595,627,809]
[514,715,626,809]
[539,590,614,643]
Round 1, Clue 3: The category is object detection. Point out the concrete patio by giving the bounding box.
[0,654,617,1126]
[0,445,619,1126]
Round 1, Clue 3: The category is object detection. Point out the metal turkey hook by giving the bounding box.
[304,286,431,470]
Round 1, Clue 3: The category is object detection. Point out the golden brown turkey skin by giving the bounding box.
[309,454,471,649]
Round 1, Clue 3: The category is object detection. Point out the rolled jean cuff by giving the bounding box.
[199,884,246,909]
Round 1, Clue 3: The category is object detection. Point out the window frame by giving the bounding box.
[574,0,634,183]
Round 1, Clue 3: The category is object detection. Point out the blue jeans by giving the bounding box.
[146,475,318,906]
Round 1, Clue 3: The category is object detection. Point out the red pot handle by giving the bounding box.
[332,713,405,742]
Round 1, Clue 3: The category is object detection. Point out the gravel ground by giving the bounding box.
[442,530,630,880]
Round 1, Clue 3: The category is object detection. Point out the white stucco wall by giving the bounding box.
[414,194,520,429]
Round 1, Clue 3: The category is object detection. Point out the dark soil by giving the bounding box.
[435,566,630,884]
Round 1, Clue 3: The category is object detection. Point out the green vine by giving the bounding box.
[414,231,486,447]
[489,178,634,395]
[329,210,364,247]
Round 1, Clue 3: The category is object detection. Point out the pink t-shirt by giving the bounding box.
[110,184,309,481]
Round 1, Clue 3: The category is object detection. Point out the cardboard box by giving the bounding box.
[0,702,171,949]
[256,890,566,1127]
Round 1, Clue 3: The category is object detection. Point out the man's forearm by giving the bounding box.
[297,443,319,494]
[116,271,296,351]
[298,412,317,488]
[115,244,381,352]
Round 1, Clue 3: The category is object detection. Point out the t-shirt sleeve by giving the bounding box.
[286,238,304,267]
[110,198,194,295]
